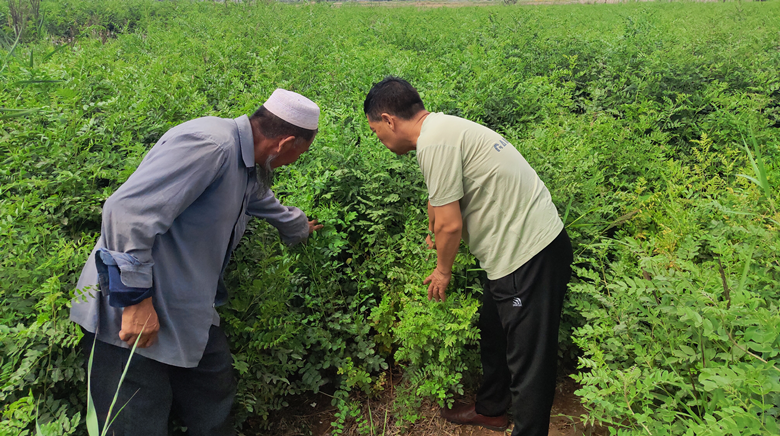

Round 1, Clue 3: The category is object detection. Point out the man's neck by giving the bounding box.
[403,110,431,150]
[249,117,270,164]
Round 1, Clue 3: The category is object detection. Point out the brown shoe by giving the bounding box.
[440,403,509,431]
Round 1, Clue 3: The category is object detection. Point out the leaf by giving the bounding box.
[736,174,762,188]
[0,32,21,75]
[739,131,776,211]
[13,79,65,85]
[36,406,43,436]
[42,43,68,62]
[737,246,754,294]
[0,108,40,119]
[103,322,146,435]
[86,335,100,436]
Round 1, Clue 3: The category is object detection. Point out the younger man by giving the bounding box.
[364,77,572,436]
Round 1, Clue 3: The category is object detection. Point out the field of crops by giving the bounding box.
[1,0,779,434]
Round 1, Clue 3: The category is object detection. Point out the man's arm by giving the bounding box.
[246,189,322,245]
[416,143,464,302]
[424,201,462,302]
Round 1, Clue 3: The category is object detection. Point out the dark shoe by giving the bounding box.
[440,403,509,431]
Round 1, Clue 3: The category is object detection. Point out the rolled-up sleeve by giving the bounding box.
[95,248,154,307]
[246,189,309,246]
[101,132,228,289]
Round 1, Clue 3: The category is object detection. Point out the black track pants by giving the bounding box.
[474,229,573,436]
[81,325,236,436]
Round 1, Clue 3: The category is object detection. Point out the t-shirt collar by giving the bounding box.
[419,112,438,136]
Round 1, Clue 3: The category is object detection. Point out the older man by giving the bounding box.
[364,77,573,436]
[70,89,323,436]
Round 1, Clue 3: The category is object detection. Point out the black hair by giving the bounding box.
[250,106,317,143]
[363,76,426,122]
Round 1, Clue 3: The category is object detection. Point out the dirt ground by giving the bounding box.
[256,372,608,436]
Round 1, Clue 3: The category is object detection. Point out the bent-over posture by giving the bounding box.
[71,89,323,436]
[364,77,572,436]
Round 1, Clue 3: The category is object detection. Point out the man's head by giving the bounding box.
[364,77,427,155]
[250,89,319,189]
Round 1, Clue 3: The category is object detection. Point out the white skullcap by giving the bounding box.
[263,88,320,130]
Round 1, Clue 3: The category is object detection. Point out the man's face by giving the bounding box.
[271,136,315,168]
[255,136,314,191]
[368,116,405,155]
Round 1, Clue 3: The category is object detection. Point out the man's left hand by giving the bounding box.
[308,219,324,234]
[424,268,451,302]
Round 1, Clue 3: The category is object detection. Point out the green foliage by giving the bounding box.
[570,138,780,434]
[1,1,779,435]
[738,130,777,213]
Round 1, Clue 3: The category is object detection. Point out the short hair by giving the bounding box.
[363,76,426,122]
[250,106,317,143]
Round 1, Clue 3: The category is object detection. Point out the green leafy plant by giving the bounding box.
[738,130,776,213]
[2,1,779,435]
[35,324,147,436]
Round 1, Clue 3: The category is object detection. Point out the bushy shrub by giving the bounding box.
[1,1,778,435]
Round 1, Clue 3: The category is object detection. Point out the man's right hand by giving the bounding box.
[119,297,160,348]
[425,234,436,250]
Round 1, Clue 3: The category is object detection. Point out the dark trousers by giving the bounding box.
[475,229,573,436]
[81,325,236,436]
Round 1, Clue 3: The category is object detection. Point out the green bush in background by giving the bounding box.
[1,1,778,435]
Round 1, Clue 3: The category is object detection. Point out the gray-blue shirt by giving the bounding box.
[70,115,309,368]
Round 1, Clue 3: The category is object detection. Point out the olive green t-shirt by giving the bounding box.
[416,113,564,280]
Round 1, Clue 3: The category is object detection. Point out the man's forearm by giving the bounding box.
[424,201,462,302]
[434,222,461,273]
[246,191,310,245]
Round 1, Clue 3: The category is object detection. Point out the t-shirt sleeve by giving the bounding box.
[417,143,464,206]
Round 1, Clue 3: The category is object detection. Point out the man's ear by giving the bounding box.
[380,113,396,131]
[276,135,297,153]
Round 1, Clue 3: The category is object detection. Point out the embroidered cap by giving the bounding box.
[263,88,320,130]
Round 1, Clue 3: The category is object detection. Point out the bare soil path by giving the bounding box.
[257,373,609,435]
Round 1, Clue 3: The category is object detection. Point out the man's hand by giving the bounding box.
[308,219,324,234]
[119,297,159,348]
[425,234,436,250]
[424,268,452,302]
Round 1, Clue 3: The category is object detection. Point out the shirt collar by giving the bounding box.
[235,115,255,168]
